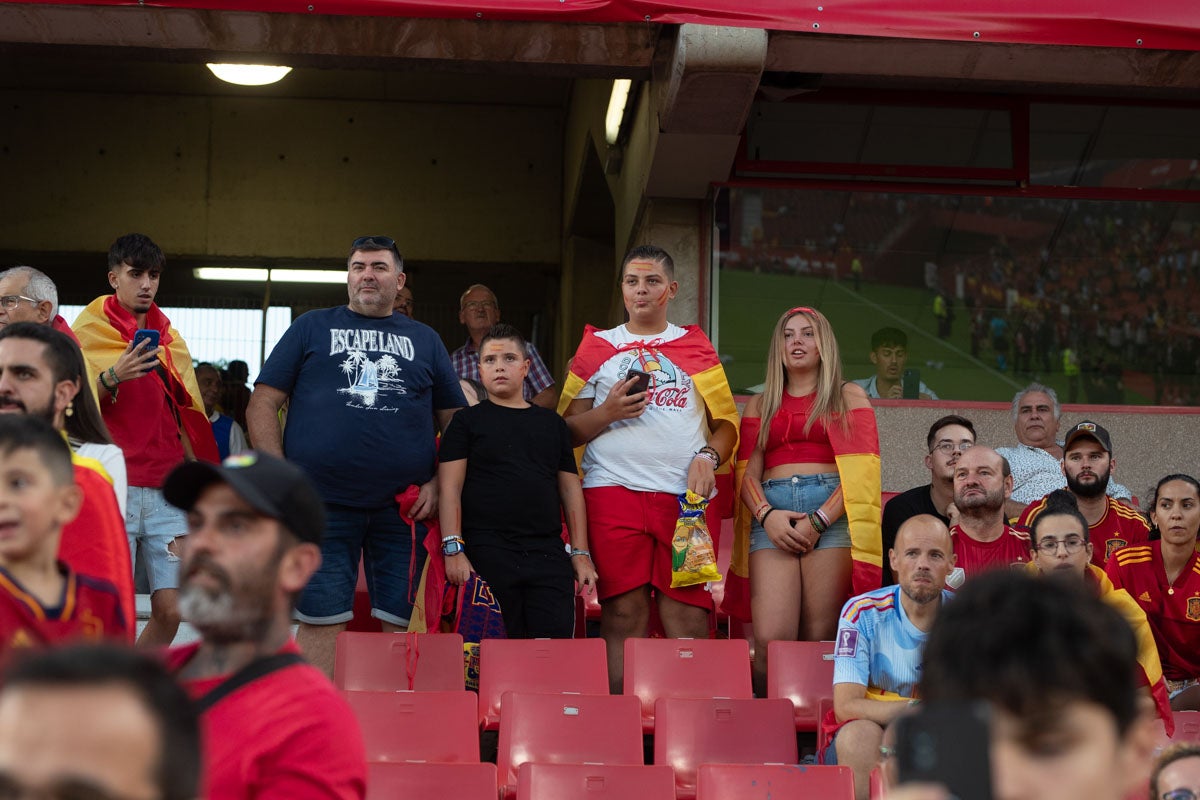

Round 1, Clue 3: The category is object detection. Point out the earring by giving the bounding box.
[65,401,74,418]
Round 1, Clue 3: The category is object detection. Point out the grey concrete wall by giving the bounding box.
[874,401,1200,508]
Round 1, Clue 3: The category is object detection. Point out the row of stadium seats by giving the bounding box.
[347,689,806,799]
[333,633,835,732]
[367,761,855,800]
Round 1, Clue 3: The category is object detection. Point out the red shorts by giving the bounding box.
[583,485,716,611]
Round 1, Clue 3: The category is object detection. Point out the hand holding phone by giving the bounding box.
[133,329,160,353]
[902,368,921,399]
[625,369,652,396]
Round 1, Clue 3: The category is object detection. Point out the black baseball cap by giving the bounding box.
[163,452,325,544]
[1063,420,1113,455]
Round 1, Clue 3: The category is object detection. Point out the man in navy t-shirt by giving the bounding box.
[247,235,465,676]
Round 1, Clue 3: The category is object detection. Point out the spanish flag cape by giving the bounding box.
[64,453,136,640]
[73,296,219,464]
[1022,561,1173,734]
[1088,563,1173,735]
[556,324,740,518]
[723,403,882,622]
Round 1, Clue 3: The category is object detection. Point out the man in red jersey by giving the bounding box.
[950,446,1030,579]
[162,452,366,799]
[0,416,126,659]
[1016,421,1149,566]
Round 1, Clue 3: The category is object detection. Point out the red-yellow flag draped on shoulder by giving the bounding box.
[722,406,882,622]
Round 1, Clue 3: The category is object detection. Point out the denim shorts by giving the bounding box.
[294,503,427,627]
[749,473,850,554]
[126,486,187,592]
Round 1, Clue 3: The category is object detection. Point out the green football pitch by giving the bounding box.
[714,270,1138,403]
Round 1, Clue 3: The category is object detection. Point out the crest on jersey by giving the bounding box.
[1187,596,1200,622]
[1105,539,1127,562]
[835,629,859,658]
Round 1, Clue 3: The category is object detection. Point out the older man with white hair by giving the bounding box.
[0,266,78,342]
[996,382,1131,520]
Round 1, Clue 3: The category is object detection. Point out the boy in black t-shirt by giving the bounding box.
[437,324,597,638]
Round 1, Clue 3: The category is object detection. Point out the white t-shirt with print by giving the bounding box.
[576,323,709,493]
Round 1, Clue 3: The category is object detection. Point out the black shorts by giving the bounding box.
[467,539,575,639]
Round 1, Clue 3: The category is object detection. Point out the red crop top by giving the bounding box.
[762,390,836,468]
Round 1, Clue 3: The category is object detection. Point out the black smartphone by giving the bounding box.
[902,368,921,399]
[133,329,160,352]
[626,369,652,396]
[895,703,993,800]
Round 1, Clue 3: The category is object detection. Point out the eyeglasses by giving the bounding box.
[1035,536,1087,554]
[1162,790,1199,800]
[462,300,497,311]
[931,441,974,455]
[0,295,38,310]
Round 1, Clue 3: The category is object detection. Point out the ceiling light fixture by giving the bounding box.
[605,79,633,146]
[205,63,293,86]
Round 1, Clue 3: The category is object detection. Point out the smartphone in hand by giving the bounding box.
[133,329,160,352]
[626,369,652,396]
[895,702,993,800]
[902,368,921,399]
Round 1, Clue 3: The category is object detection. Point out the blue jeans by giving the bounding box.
[126,486,186,592]
[295,503,426,627]
[749,473,849,553]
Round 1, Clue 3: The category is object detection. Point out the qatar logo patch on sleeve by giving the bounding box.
[835,629,859,658]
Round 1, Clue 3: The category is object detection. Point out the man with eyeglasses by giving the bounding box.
[880,415,975,587]
[248,235,465,677]
[0,266,79,344]
[450,284,557,408]
[1015,420,1150,567]
[1026,489,1174,738]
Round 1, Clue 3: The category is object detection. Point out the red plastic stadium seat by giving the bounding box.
[653,697,799,800]
[334,631,465,692]
[479,638,609,730]
[367,762,497,800]
[696,763,854,800]
[1173,710,1200,742]
[869,765,886,799]
[342,690,480,763]
[497,691,643,799]
[817,697,835,756]
[624,637,753,732]
[767,640,836,731]
[516,763,676,800]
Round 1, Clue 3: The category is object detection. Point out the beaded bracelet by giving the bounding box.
[98,369,119,403]
[808,511,828,534]
[692,450,720,469]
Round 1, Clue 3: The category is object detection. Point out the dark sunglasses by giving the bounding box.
[352,235,395,250]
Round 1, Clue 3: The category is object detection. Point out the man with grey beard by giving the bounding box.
[161,452,366,799]
[824,515,956,800]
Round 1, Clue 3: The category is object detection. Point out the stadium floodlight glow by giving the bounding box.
[605,79,633,145]
[193,268,347,285]
[206,63,292,86]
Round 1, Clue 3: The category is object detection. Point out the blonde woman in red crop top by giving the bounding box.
[739,306,874,694]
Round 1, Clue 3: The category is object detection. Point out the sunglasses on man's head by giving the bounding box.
[352,235,395,249]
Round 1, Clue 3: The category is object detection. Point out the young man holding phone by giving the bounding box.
[560,245,739,692]
[74,233,217,647]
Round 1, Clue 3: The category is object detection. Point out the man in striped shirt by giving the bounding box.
[824,515,956,800]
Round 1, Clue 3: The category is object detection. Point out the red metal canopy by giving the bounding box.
[24,0,1200,51]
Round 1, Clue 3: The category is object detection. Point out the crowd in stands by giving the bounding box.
[722,188,1200,405]
[0,233,1196,799]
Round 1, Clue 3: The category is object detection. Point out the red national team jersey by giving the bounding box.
[0,564,128,661]
[1016,495,1150,567]
[1107,542,1200,681]
[950,524,1031,577]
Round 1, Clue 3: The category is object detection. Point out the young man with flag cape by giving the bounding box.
[559,245,739,694]
[74,233,217,647]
